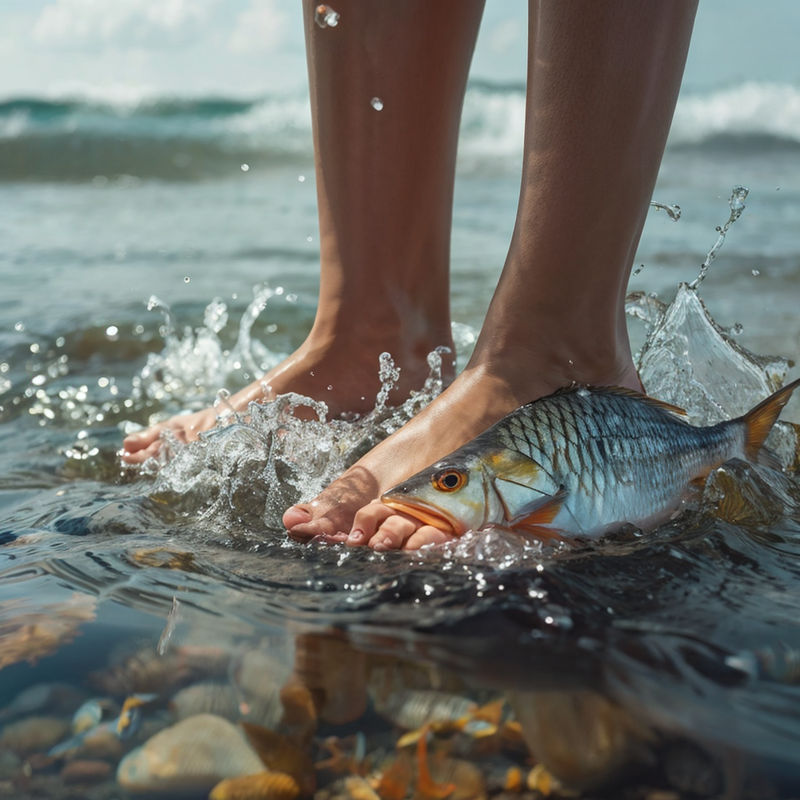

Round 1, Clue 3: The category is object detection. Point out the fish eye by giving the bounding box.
[432,468,467,492]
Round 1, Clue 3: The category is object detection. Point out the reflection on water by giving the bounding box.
[2,269,800,798]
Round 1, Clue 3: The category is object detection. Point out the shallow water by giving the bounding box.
[2,86,800,798]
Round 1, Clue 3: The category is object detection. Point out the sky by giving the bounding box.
[0,1,799,100]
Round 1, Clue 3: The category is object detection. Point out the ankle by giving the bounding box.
[467,334,639,401]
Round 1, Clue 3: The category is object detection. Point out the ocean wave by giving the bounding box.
[1,81,798,181]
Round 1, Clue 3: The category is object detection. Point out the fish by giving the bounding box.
[381,381,800,539]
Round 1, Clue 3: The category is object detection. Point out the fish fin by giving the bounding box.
[510,488,566,525]
[756,446,782,471]
[601,385,689,416]
[742,378,800,461]
[547,384,689,416]
[689,474,707,489]
[510,524,570,545]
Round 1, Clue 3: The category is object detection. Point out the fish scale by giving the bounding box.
[382,381,800,539]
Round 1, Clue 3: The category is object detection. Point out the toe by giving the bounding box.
[404,526,456,550]
[122,425,161,452]
[283,504,313,530]
[286,513,346,542]
[368,515,420,551]
[347,501,394,546]
[120,439,163,464]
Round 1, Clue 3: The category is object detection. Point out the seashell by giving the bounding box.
[60,759,113,784]
[170,681,242,721]
[116,713,264,795]
[241,722,316,795]
[0,683,85,722]
[0,716,70,755]
[209,770,300,800]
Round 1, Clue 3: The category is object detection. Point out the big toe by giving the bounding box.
[123,428,157,452]
[283,503,313,531]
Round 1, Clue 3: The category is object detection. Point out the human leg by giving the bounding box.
[284,0,698,547]
[122,0,485,464]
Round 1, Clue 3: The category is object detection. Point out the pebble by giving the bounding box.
[116,713,264,795]
[61,759,113,784]
[170,681,241,721]
[0,716,70,755]
[0,683,85,722]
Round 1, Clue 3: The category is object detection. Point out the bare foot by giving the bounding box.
[121,332,452,464]
[283,346,643,549]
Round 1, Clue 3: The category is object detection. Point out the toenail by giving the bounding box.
[347,529,365,544]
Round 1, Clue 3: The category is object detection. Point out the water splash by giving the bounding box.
[314,4,340,28]
[149,348,447,538]
[649,200,682,221]
[370,97,384,112]
[688,185,749,290]
[132,289,287,410]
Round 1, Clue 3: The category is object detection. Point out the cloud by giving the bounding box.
[228,0,289,54]
[32,0,218,49]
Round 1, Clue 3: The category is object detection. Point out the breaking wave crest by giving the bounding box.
[1,81,798,181]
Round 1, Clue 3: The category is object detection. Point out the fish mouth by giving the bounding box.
[380,495,463,535]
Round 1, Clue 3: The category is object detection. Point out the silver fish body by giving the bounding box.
[381,383,800,539]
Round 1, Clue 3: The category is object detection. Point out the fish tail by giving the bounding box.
[741,377,800,461]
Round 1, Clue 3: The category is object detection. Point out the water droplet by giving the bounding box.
[297,174,306,183]
[370,97,384,111]
[326,384,333,391]
[567,359,574,366]
[184,276,191,283]
[14,322,24,332]
[633,263,645,276]
[730,322,744,335]
[55,336,65,347]
[98,376,109,388]
[306,235,313,242]
[751,269,760,276]
[314,4,340,28]
[29,343,39,354]
[105,325,119,339]
[240,163,250,172]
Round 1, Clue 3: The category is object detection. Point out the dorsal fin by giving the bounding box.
[741,378,800,461]
[540,384,688,417]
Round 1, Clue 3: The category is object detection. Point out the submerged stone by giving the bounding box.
[116,714,264,795]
